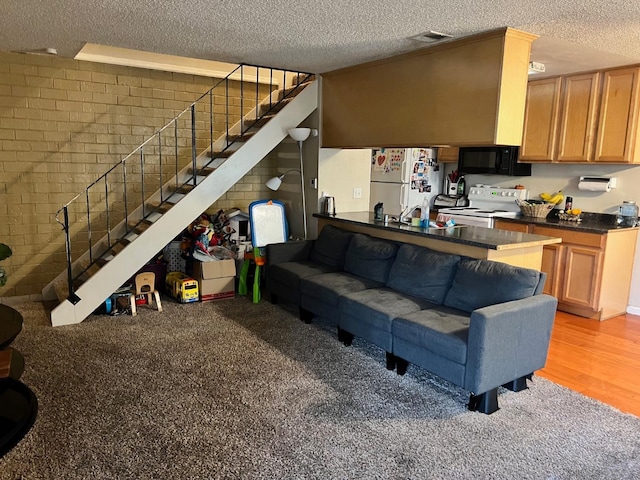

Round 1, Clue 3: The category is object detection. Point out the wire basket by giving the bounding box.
[518,202,554,218]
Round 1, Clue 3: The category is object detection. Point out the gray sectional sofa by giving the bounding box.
[266,225,558,414]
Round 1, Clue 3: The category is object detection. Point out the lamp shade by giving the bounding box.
[288,127,311,142]
[265,175,283,191]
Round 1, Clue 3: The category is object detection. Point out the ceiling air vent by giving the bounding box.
[411,31,454,43]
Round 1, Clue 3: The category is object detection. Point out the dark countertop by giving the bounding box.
[314,211,561,251]
[495,211,639,234]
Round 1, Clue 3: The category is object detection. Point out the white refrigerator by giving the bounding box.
[369,148,442,217]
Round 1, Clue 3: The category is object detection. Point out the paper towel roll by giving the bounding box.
[578,178,611,192]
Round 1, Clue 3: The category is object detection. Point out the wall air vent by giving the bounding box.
[411,30,454,43]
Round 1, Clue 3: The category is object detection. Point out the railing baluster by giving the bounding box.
[123,162,128,229]
[226,77,230,142]
[85,190,92,264]
[240,65,244,128]
[191,104,197,186]
[62,206,81,304]
[270,68,274,109]
[209,90,213,160]
[140,147,145,218]
[174,119,179,190]
[158,132,163,203]
[255,67,259,121]
[104,174,111,248]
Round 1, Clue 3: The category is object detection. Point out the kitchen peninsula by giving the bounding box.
[315,212,561,270]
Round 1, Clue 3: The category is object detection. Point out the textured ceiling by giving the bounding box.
[2,0,640,75]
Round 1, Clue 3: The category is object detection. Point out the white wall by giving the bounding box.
[318,148,372,215]
[441,162,640,313]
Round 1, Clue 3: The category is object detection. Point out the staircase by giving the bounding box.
[42,65,318,326]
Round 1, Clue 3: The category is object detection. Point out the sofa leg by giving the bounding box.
[270,293,278,305]
[385,352,396,370]
[299,307,313,324]
[502,375,530,392]
[395,358,408,376]
[337,327,353,346]
[468,389,499,414]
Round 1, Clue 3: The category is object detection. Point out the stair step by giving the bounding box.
[147,212,163,223]
[279,80,314,100]
[260,97,294,115]
[227,130,256,144]
[243,114,276,129]
[173,184,195,195]
[207,150,234,159]
[292,73,315,85]
[149,202,174,214]
[189,167,217,177]
[130,220,153,235]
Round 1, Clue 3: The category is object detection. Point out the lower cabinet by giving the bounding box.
[494,219,638,319]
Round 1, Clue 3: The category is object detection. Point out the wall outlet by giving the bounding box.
[353,187,362,199]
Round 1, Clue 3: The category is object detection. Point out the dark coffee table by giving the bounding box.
[0,304,38,459]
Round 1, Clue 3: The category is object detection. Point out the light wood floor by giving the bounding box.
[538,310,640,417]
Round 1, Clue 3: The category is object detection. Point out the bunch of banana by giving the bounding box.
[540,190,564,205]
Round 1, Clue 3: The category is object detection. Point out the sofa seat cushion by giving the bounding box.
[443,259,541,313]
[386,244,461,304]
[393,307,470,365]
[300,272,383,308]
[309,225,354,268]
[343,234,398,283]
[340,288,433,333]
[268,261,339,290]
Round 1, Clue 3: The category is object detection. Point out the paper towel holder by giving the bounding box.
[578,176,617,191]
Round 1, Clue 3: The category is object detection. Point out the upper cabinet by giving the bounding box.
[518,77,561,161]
[321,28,537,148]
[594,67,640,163]
[437,146,460,163]
[520,66,640,164]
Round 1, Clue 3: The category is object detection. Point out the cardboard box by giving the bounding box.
[192,259,236,301]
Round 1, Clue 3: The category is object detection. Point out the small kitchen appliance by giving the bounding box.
[437,186,529,228]
[321,196,336,216]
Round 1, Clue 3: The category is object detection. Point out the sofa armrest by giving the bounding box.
[463,294,558,395]
[266,240,315,266]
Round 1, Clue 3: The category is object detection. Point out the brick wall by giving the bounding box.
[0,51,278,299]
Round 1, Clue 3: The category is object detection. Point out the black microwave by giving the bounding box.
[458,146,531,176]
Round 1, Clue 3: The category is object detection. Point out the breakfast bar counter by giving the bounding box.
[315,212,561,270]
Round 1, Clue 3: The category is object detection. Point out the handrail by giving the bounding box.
[53,63,313,303]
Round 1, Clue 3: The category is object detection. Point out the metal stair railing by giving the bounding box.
[54,64,313,305]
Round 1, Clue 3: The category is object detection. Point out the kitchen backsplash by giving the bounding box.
[444,162,640,214]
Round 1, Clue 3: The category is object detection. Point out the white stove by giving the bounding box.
[437,186,528,228]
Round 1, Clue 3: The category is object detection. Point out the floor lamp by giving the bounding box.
[266,128,315,239]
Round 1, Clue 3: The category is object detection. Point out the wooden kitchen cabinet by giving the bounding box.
[437,147,459,163]
[494,219,531,233]
[496,219,638,319]
[519,77,561,162]
[594,67,640,163]
[520,65,640,164]
[555,72,600,162]
[532,225,635,320]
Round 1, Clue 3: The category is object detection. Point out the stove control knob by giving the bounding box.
[501,191,506,196]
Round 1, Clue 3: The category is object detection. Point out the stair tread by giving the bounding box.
[207,150,234,158]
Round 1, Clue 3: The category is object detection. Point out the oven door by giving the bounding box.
[437,213,493,228]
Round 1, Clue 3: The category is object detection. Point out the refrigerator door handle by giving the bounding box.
[399,183,407,214]
[400,158,407,184]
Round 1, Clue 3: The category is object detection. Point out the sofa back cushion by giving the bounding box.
[309,225,354,268]
[386,244,460,304]
[343,234,398,283]
[443,259,541,313]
